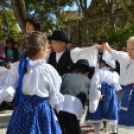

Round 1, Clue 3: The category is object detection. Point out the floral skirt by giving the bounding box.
[85,82,119,124]
[118,84,134,129]
[6,95,62,134]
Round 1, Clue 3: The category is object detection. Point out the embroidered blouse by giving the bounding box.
[0,59,64,109]
[111,50,134,85]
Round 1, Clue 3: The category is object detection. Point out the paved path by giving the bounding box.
[0,91,133,134]
[0,110,134,134]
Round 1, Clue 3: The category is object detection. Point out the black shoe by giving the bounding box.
[109,133,118,134]
[103,121,107,128]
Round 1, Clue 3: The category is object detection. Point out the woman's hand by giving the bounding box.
[100,94,105,101]
[6,57,14,60]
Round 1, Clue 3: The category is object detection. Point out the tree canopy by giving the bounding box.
[0,0,22,42]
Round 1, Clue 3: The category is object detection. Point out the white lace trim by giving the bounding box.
[118,125,134,129]
[85,119,118,123]
[120,107,128,111]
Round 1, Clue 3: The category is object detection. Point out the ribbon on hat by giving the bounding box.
[15,52,30,104]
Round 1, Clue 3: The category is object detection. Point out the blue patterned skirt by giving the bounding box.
[118,84,134,129]
[6,95,62,134]
[85,82,119,124]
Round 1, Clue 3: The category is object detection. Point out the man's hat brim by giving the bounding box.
[70,63,94,72]
[48,37,70,43]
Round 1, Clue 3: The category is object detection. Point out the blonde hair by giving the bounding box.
[127,36,134,43]
[21,31,48,58]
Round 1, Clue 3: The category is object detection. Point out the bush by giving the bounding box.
[90,22,134,46]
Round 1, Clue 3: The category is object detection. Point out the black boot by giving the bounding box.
[103,121,107,128]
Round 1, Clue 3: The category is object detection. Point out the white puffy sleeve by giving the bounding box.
[111,50,130,64]
[47,65,64,109]
[0,67,8,85]
[89,70,102,113]
[70,46,98,67]
[0,63,19,104]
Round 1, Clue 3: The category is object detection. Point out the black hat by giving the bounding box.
[70,59,93,72]
[48,31,70,43]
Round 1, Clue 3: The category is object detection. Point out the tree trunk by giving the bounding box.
[82,12,89,42]
[19,0,27,20]
[11,0,27,32]
[119,0,134,24]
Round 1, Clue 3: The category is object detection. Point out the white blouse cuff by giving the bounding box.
[0,86,15,104]
[49,92,64,109]
[89,83,101,113]
[114,83,122,91]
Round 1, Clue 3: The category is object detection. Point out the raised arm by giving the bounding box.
[103,42,113,54]
[89,70,102,113]
[71,45,102,67]
[0,63,19,104]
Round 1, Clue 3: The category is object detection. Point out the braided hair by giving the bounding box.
[21,31,48,73]
[21,31,48,58]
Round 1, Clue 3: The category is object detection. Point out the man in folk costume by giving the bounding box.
[48,31,102,76]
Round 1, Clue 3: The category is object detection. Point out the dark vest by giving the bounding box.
[49,50,73,76]
[61,73,91,107]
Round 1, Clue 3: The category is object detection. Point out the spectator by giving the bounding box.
[14,42,19,49]
[81,42,88,48]
[114,45,119,51]
[5,38,19,63]
[102,36,107,44]
[66,42,72,51]
[0,40,6,65]
[96,37,101,45]
[25,18,40,33]
[118,44,122,51]
[88,41,93,46]
[121,46,126,52]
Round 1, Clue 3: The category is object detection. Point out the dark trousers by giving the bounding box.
[57,111,82,134]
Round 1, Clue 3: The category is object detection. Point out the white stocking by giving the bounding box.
[94,123,101,134]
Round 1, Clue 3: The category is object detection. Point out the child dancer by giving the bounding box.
[0,31,63,134]
[103,37,134,129]
[57,59,101,134]
[85,50,121,134]
[48,31,102,76]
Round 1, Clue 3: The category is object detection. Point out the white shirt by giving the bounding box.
[92,67,122,91]
[111,50,134,85]
[56,51,64,63]
[55,46,98,67]
[0,59,64,109]
[56,94,84,121]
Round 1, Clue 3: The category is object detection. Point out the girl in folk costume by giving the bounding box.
[85,50,122,134]
[0,31,63,134]
[103,37,134,129]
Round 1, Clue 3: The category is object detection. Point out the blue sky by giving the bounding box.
[64,0,92,11]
